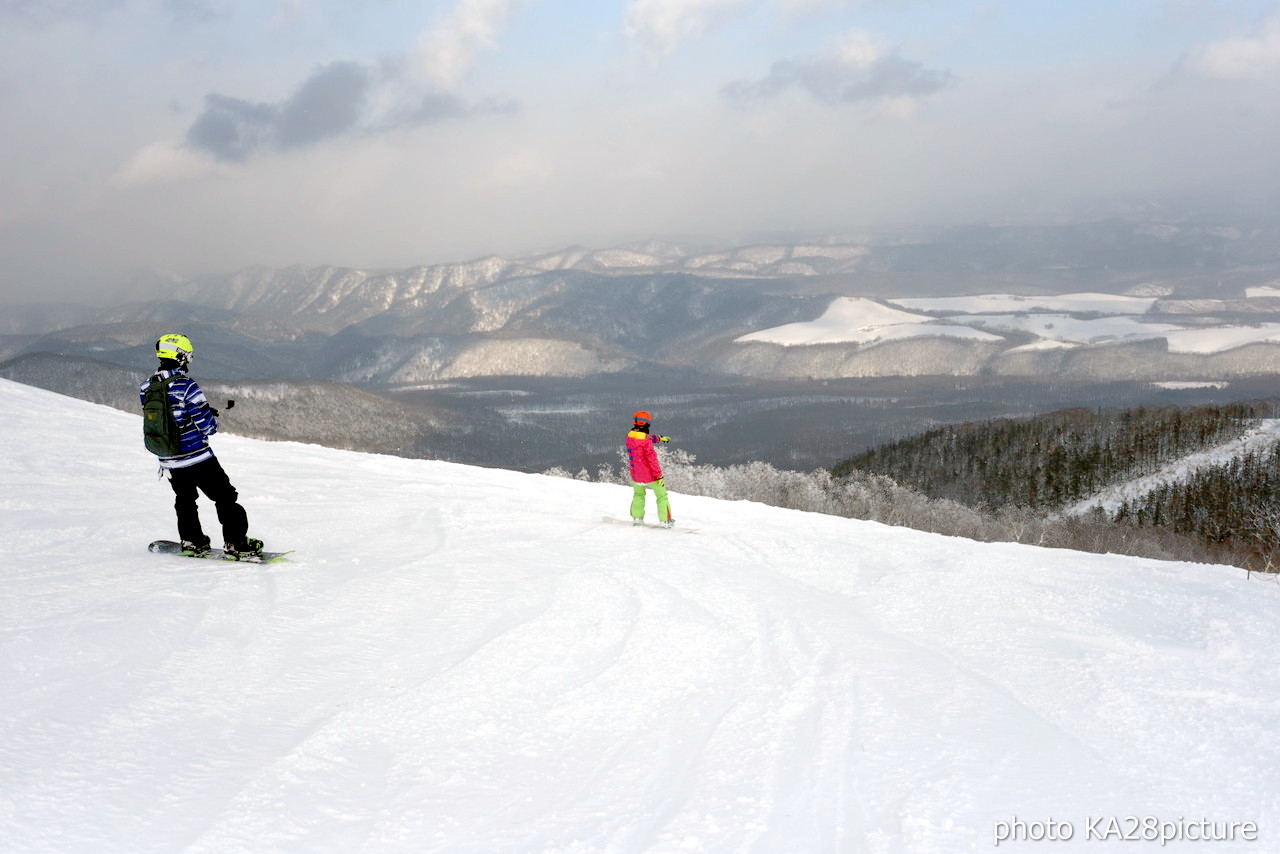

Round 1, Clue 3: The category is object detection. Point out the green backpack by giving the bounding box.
[142,376,182,456]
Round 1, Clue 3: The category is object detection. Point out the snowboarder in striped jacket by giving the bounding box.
[626,410,675,528]
[139,333,263,559]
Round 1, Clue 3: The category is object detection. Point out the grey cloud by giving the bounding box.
[409,91,470,124]
[370,91,520,134]
[186,61,517,161]
[275,62,371,148]
[186,94,277,162]
[407,92,520,125]
[186,61,371,161]
[723,54,952,107]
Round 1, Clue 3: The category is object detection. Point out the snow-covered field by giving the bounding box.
[1151,381,1231,390]
[736,298,1002,346]
[1162,324,1280,354]
[887,293,1159,315]
[3,379,1279,853]
[957,313,1182,345]
[736,291,1280,358]
[1244,286,1280,299]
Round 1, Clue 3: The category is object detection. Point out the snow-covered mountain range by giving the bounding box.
[5,220,1280,385]
[3,378,1279,853]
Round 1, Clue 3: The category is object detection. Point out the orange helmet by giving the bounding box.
[633,410,653,426]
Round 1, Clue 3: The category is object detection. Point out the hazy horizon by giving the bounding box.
[3,0,1279,303]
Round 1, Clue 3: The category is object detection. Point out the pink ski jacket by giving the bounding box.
[626,430,663,483]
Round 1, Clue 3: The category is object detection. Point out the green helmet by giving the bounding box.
[156,333,194,366]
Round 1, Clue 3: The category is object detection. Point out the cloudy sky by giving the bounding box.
[1,0,1278,300]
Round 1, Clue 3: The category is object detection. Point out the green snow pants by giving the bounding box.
[631,479,672,522]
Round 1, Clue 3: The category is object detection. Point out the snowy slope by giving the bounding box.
[1067,419,1280,516]
[735,298,1002,346]
[2,379,1279,854]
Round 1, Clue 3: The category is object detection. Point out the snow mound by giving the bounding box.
[1,379,1278,853]
[736,297,1003,346]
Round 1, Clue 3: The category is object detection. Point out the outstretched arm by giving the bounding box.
[645,435,664,478]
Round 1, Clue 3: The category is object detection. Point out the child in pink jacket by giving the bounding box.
[626,410,674,527]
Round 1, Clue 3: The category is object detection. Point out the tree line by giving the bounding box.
[833,402,1275,510]
[1116,442,1280,572]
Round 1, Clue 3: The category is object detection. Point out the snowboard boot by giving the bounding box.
[632,518,644,527]
[224,537,264,560]
[181,537,212,556]
[660,520,675,529]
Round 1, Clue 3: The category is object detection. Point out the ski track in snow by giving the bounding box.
[1067,419,1280,516]
[1,379,1279,853]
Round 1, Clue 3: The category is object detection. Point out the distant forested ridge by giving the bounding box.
[834,403,1276,511]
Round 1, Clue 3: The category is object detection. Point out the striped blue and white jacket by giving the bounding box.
[138,369,218,469]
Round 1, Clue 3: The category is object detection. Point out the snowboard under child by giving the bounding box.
[139,333,265,559]
[626,410,675,528]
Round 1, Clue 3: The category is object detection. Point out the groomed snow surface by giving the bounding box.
[3,379,1279,854]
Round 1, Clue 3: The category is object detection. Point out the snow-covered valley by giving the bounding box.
[2,379,1278,853]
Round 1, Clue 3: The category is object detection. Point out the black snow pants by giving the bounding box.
[167,456,249,547]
